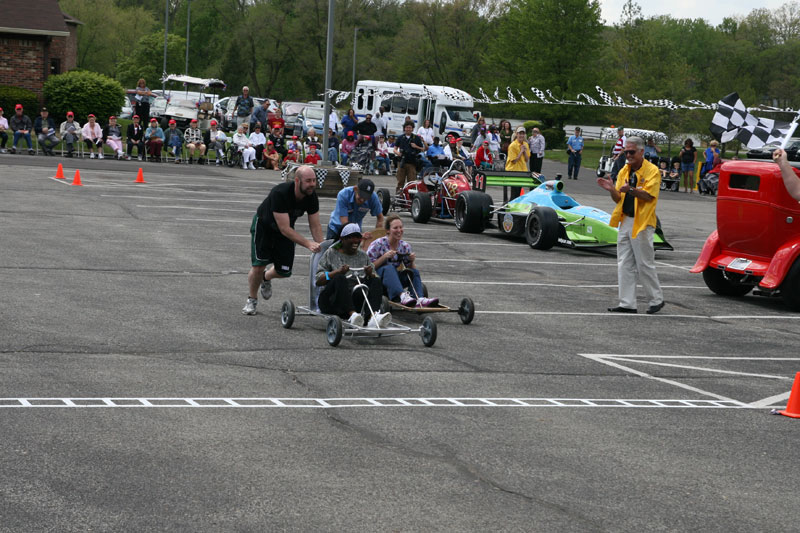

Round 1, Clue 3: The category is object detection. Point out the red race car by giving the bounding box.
[691,159,800,310]
[377,160,492,232]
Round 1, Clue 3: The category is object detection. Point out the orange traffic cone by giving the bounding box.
[53,163,65,179]
[71,169,83,186]
[134,167,146,183]
[778,372,800,418]
[519,188,525,197]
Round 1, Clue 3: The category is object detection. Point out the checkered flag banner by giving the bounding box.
[506,87,517,104]
[530,87,549,103]
[709,92,793,149]
[339,169,351,186]
[314,167,328,188]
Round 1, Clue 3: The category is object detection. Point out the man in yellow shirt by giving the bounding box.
[506,126,529,197]
[596,136,664,314]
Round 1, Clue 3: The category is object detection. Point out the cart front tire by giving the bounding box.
[458,297,475,324]
[280,300,295,329]
[420,316,437,347]
[411,191,432,223]
[455,190,491,233]
[326,316,343,346]
[377,188,392,215]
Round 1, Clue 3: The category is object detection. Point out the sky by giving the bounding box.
[599,0,786,27]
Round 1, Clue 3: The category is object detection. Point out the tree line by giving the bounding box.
[59,0,800,139]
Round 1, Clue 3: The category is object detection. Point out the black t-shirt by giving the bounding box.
[395,134,422,163]
[269,133,286,153]
[680,146,696,163]
[356,120,377,137]
[257,181,319,233]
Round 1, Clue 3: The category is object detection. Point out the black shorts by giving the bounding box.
[250,214,295,277]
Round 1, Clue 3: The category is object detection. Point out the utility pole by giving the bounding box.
[351,27,360,96]
[162,0,169,91]
[185,0,191,75]
[322,0,335,164]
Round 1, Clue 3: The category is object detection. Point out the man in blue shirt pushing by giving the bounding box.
[327,179,385,240]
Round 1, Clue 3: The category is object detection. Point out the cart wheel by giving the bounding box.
[280,300,295,329]
[458,297,475,324]
[380,295,391,313]
[326,316,343,347]
[422,282,429,298]
[377,188,393,215]
[420,316,437,347]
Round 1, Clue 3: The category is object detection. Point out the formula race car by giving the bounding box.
[377,160,492,231]
[456,178,673,251]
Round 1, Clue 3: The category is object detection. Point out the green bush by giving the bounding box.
[541,128,565,150]
[523,120,543,131]
[0,85,39,117]
[43,71,125,123]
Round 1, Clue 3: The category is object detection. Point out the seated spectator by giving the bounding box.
[10,104,34,154]
[304,144,321,164]
[82,114,104,159]
[315,223,390,328]
[248,123,267,167]
[145,118,165,161]
[426,136,448,167]
[268,107,285,134]
[283,149,300,165]
[702,140,720,176]
[387,135,398,171]
[184,119,206,164]
[327,128,339,162]
[304,128,321,153]
[287,135,304,158]
[356,114,378,146]
[340,131,356,165]
[268,127,287,161]
[644,137,661,160]
[233,125,257,170]
[443,137,461,162]
[658,160,669,179]
[164,120,184,163]
[376,134,391,174]
[0,107,8,153]
[204,119,228,166]
[125,114,144,160]
[60,111,81,158]
[474,139,493,169]
[103,115,125,159]
[34,107,60,156]
[264,140,281,170]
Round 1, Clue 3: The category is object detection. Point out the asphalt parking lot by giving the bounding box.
[1,154,799,531]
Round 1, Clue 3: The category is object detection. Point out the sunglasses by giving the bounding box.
[623,149,638,155]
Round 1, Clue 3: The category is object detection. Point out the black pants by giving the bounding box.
[318,274,383,319]
[127,140,145,156]
[0,131,7,148]
[530,155,543,173]
[134,103,150,124]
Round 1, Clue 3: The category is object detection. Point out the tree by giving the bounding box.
[43,71,125,122]
[116,32,187,88]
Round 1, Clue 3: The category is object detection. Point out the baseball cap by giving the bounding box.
[15,104,22,110]
[340,223,362,239]
[88,113,96,118]
[150,118,158,123]
[267,140,273,145]
[292,136,298,140]
[109,115,116,120]
[210,119,217,125]
[0,107,3,112]
[356,178,375,200]
[190,118,197,123]
[515,126,526,134]
[346,131,354,137]
[41,107,48,112]
[67,111,74,117]
[483,140,489,144]
[364,135,371,141]
[168,119,176,125]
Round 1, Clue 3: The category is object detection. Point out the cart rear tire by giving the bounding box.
[780,259,800,311]
[420,316,437,347]
[411,191,432,223]
[280,300,295,329]
[377,188,392,215]
[702,268,754,297]
[525,206,559,250]
[326,316,343,346]
[458,297,475,324]
[455,190,491,233]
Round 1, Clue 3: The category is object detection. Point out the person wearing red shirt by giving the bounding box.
[474,139,494,169]
[304,144,321,164]
[268,108,285,134]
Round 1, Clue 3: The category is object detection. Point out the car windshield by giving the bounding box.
[282,103,306,117]
[171,99,197,109]
[445,107,476,122]
[304,107,324,120]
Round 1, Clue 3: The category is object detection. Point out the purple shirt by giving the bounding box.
[366,237,413,268]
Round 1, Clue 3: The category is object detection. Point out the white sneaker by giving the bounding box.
[242,297,257,315]
[248,162,256,170]
[259,279,272,300]
[367,312,391,328]
[399,291,416,307]
[242,162,247,169]
[417,297,439,308]
[90,153,96,159]
[348,313,364,327]
[98,152,104,159]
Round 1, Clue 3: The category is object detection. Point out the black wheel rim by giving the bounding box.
[528,215,541,244]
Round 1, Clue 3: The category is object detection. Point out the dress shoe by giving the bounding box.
[607,306,637,313]
[646,301,665,314]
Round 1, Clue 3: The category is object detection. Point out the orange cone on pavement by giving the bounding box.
[71,169,83,186]
[134,167,146,183]
[778,372,800,418]
[54,163,65,179]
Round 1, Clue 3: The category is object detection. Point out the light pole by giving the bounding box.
[351,27,360,96]
[321,0,335,164]
[185,0,191,75]
[162,0,169,91]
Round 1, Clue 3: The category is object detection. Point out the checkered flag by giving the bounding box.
[339,169,351,186]
[314,168,328,188]
[530,87,548,103]
[710,92,792,149]
[596,86,614,106]
[506,87,517,104]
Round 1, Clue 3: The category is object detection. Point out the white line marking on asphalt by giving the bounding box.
[481,311,800,319]
[749,391,792,408]
[138,205,253,213]
[578,354,745,404]
[656,260,692,271]
[0,397,762,409]
[435,281,706,288]
[605,357,792,380]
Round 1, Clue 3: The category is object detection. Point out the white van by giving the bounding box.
[353,80,478,141]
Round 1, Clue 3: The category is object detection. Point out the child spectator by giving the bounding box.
[376,134,391,174]
[264,140,281,170]
[304,144,321,164]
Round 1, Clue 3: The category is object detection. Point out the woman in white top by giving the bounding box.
[81,114,104,159]
[416,119,434,146]
[233,125,256,169]
[248,124,267,167]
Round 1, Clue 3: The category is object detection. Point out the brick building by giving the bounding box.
[0,0,81,102]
